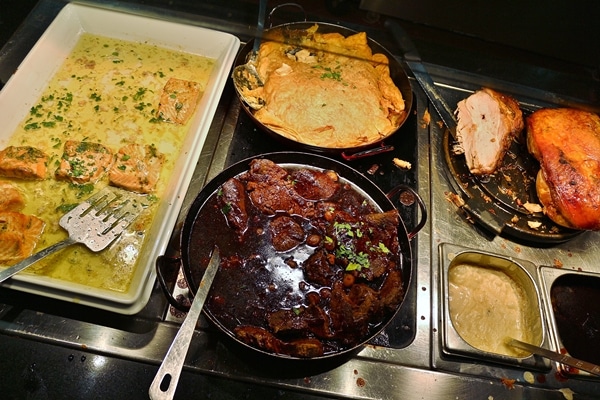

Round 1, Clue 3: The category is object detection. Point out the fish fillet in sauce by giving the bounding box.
[109,144,165,194]
[0,212,45,266]
[156,78,202,125]
[0,181,25,211]
[0,146,48,180]
[55,140,113,184]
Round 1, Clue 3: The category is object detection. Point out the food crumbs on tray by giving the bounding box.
[366,164,379,175]
[420,108,430,128]
[445,192,465,208]
[393,158,411,170]
[553,258,564,268]
[559,388,575,400]
[527,221,542,229]
[523,202,543,213]
[0,32,215,292]
[500,377,516,389]
[523,371,535,384]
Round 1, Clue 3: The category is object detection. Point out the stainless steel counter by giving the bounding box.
[0,1,599,398]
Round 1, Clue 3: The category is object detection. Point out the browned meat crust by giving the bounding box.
[527,108,600,230]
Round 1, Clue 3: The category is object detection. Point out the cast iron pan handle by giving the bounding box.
[387,184,427,240]
[156,255,191,313]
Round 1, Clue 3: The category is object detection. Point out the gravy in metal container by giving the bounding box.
[448,263,534,357]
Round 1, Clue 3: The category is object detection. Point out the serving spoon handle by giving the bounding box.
[149,247,220,400]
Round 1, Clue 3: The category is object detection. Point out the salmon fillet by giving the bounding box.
[0,146,48,180]
[109,144,165,194]
[55,140,113,184]
[0,212,45,266]
[455,88,524,175]
[0,181,25,212]
[156,78,202,124]
[527,108,600,230]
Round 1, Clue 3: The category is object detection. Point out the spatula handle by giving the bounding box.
[0,237,76,283]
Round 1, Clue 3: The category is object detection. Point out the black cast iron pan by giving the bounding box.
[232,22,414,159]
[157,151,426,364]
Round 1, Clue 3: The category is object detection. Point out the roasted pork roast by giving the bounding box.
[527,108,600,230]
[455,88,524,175]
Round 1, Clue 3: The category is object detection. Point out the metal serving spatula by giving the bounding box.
[0,187,142,283]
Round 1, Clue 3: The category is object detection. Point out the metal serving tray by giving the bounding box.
[538,267,600,379]
[439,243,550,370]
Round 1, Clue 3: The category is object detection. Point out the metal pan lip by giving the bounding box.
[178,151,417,360]
[439,243,551,370]
[232,21,414,155]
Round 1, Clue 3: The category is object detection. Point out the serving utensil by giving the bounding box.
[385,19,457,136]
[506,337,600,376]
[0,187,141,283]
[149,247,220,400]
[231,0,267,109]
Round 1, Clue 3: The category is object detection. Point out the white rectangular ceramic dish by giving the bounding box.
[0,3,239,314]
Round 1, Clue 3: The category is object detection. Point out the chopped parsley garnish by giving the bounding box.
[313,65,343,81]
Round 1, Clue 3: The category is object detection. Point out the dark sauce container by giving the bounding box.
[539,267,600,378]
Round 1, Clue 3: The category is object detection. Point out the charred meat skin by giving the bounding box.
[455,88,524,175]
[527,108,600,230]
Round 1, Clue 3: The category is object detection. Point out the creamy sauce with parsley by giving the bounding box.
[3,33,214,292]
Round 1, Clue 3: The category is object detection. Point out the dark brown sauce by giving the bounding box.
[187,167,404,357]
[551,273,600,365]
